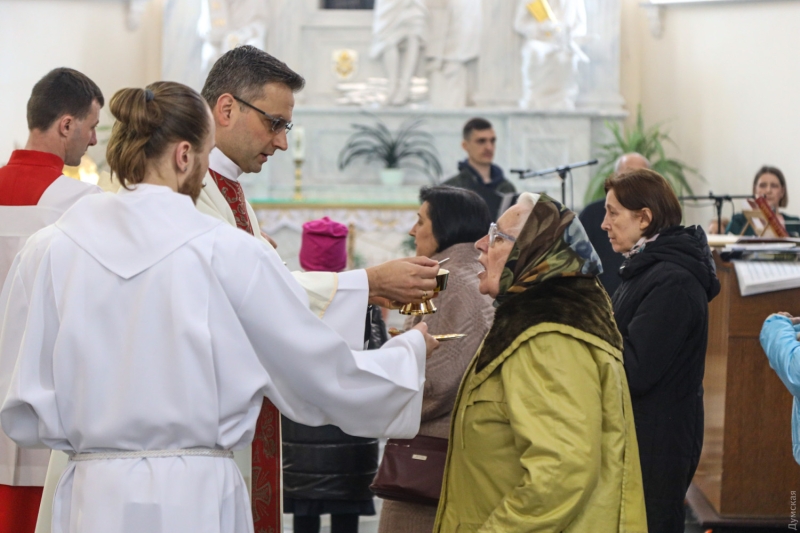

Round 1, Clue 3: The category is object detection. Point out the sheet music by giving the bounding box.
[733,260,800,296]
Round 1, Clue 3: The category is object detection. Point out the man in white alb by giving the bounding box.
[194,47,439,532]
[0,81,436,533]
[0,68,103,533]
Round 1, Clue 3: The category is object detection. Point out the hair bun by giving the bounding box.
[109,87,162,135]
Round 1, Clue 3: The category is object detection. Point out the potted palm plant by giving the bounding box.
[584,105,700,203]
[338,117,443,186]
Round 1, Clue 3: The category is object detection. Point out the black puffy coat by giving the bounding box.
[281,420,378,501]
[612,226,720,533]
[281,306,384,503]
[579,199,624,296]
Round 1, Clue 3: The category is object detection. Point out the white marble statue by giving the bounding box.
[126,0,151,31]
[514,0,588,110]
[370,0,427,106]
[425,0,482,108]
[201,0,270,73]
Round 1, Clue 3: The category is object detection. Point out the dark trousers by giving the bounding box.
[644,497,685,533]
[293,514,360,533]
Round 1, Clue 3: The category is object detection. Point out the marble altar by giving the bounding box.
[156,0,626,266]
[161,0,624,110]
[241,107,624,213]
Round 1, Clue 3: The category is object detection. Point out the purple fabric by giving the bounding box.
[300,217,349,272]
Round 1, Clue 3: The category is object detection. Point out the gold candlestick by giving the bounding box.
[293,159,303,201]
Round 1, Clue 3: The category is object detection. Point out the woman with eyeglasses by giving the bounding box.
[432,193,647,533]
[378,186,494,533]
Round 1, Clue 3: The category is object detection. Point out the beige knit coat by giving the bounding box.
[378,242,495,533]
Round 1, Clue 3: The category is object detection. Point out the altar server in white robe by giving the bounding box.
[0,81,437,533]
[0,68,103,533]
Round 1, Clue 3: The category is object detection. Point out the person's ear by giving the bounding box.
[215,94,235,127]
[638,207,653,231]
[57,115,73,139]
[175,141,192,174]
[461,139,468,152]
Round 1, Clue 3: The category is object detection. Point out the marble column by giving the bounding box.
[577,0,625,110]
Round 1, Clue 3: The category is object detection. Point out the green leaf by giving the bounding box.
[338,116,442,175]
[584,104,700,204]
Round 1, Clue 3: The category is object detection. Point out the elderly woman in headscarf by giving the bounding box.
[432,193,648,533]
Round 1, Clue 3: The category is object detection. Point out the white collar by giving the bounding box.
[116,182,174,196]
[56,180,219,280]
[209,147,243,182]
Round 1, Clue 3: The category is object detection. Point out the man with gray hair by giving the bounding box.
[579,153,651,295]
[614,152,651,175]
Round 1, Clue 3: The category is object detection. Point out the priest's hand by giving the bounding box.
[260,231,278,249]
[412,322,439,358]
[366,256,439,305]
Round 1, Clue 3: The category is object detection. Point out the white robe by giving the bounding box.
[0,176,99,487]
[34,149,372,533]
[197,148,364,323]
[0,184,426,533]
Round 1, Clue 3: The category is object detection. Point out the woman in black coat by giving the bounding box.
[601,169,720,533]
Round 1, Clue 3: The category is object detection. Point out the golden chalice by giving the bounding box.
[399,269,449,315]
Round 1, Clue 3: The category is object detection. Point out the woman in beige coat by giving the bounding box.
[378,186,495,533]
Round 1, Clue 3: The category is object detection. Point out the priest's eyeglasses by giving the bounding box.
[233,96,294,134]
[488,223,516,247]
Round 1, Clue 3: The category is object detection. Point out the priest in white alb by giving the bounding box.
[0,81,437,533]
[195,46,440,533]
[0,68,103,533]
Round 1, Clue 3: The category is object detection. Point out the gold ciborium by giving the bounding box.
[399,269,449,315]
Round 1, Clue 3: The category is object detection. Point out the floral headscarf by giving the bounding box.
[495,194,603,307]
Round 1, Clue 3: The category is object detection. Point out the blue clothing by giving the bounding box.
[760,314,800,465]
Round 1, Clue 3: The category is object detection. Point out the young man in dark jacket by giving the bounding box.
[443,118,516,221]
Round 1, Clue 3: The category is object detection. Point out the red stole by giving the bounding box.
[0,150,64,206]
[208,169,282,533]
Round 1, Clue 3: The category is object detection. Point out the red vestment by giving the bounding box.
[0,150,64,205]
[209,168,282,533]
[0,150,65,533]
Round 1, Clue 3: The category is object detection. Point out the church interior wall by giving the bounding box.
[620,0,800,226]
[3,0,800,229]
[0,0,163,166]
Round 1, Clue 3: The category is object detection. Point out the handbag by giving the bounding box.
[370,434,449,506]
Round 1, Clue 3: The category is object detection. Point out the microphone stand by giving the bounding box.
[678,192,753,234]
[511,159,599,208]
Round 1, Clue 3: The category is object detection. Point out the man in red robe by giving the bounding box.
[0,67,103,533]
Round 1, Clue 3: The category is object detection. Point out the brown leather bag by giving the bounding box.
[370,435,449,506]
